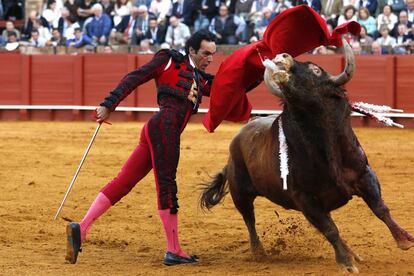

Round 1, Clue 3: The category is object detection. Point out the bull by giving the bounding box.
[200,37,414,273]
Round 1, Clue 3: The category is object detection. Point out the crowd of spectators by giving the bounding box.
[1,0,414,54]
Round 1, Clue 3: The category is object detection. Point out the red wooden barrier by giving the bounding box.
[0,53,413,124]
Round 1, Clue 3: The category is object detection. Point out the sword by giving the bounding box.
[54,123,102,220]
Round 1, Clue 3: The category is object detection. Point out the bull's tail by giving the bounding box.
[199,165,228,211]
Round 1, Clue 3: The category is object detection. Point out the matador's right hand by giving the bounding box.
[95,106,111,123]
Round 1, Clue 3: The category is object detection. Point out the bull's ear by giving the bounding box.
[329,36,355,86]
[264,68,284,98]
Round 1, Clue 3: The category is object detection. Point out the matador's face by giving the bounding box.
[190,40,216,72]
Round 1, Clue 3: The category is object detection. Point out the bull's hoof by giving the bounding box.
[397,239,414,250]
[340,264,359,274]
[396,231,414,250]
[251,242,267,259]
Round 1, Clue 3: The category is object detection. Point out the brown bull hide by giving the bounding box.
[200,55,414,273]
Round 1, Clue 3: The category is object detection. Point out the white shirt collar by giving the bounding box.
[188,55,196,68]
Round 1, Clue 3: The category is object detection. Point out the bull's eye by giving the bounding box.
[309,64,322,76]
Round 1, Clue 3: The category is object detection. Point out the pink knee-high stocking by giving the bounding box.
[79,192,112,242]
[158,209,190,258]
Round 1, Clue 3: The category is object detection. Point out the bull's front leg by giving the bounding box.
[296,194,362,273]
[357,166,414,250]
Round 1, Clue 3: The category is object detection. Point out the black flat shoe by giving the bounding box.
[163,252,199,266]
[65,222,82,264]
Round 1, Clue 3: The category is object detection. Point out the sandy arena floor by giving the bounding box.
[0,121,413,275]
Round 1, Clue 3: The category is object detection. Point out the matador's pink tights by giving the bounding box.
[78,124,189,257]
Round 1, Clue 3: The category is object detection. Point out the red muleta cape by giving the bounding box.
[203,5,361,132]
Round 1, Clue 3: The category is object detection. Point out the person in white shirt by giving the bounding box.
[337,5,357,26]
[149,0,172,24]
[30,29,48,47]
[376,4,398,31]
[165,15,190,49]
[375,25,397,51]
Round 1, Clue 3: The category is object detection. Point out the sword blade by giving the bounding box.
[53,123,102,220]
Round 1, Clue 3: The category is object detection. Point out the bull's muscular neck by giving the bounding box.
[281,96,353,186]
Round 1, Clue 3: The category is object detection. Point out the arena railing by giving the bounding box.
[1,105,413,118]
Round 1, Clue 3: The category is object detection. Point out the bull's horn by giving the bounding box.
[264,67,284,98]
[330,36,355,86]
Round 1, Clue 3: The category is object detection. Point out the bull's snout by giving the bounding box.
[273,53,293,71]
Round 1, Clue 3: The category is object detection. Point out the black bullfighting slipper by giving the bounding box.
[163,252,199,266]
[65,222,82,264]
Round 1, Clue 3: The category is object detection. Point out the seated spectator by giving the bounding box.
[351,40,372,54]
[250,0,275,16]
[43,0,61,28]
[5,32,20,51]
[351,41,362,54]
[149,0,172,24]
[274,0,292,14]
[165,15,191,49]
[357,7,376,36]
[62,15,80,39]
[390,10,412,38]
[33,19,52,41]
[337,5,357,26]
[57,7,70,35]
[0,36,5,46]
[138,38,154,53]
[1,21,21,41]
[404,22,414,41]
[193,0,217,32]
[254,7,275,40]
[375,25,396,51]
[235,0,255,21]
[77,0,96,28]
[48,28,67,46]
[85,3,112,45]
[64,0,79,21]
[291,0,321,14]
[22,11,50,40]
[376,5,397,32]
[113,0,132,26]
[171,0,195,28]
[101,0,115,19]
[145,17,166,46]
[209,4,246,45]
[30,29,48,47]
[388,0,406,14]
[320,0,343,26]
[393,24,410,54]
[66,27,96,48]
[6,31,18,43]
[371,40,387,54]
[356,25,374,52]
[131,5,152,45]
[110,5,150,45]
[359,0,377,17]
[166,16,191,49]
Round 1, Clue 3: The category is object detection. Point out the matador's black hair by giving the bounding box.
[185,29,216,55]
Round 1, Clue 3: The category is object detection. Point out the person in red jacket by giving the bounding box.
[66,30,216,266]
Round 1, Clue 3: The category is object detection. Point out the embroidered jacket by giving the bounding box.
[100,49,214,113]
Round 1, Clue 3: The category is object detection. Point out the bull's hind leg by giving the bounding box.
[297,195,361,273]
[358,166,414,250]
[227,160,265,257]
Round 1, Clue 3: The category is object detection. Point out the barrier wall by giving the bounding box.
[0,53,413,126]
